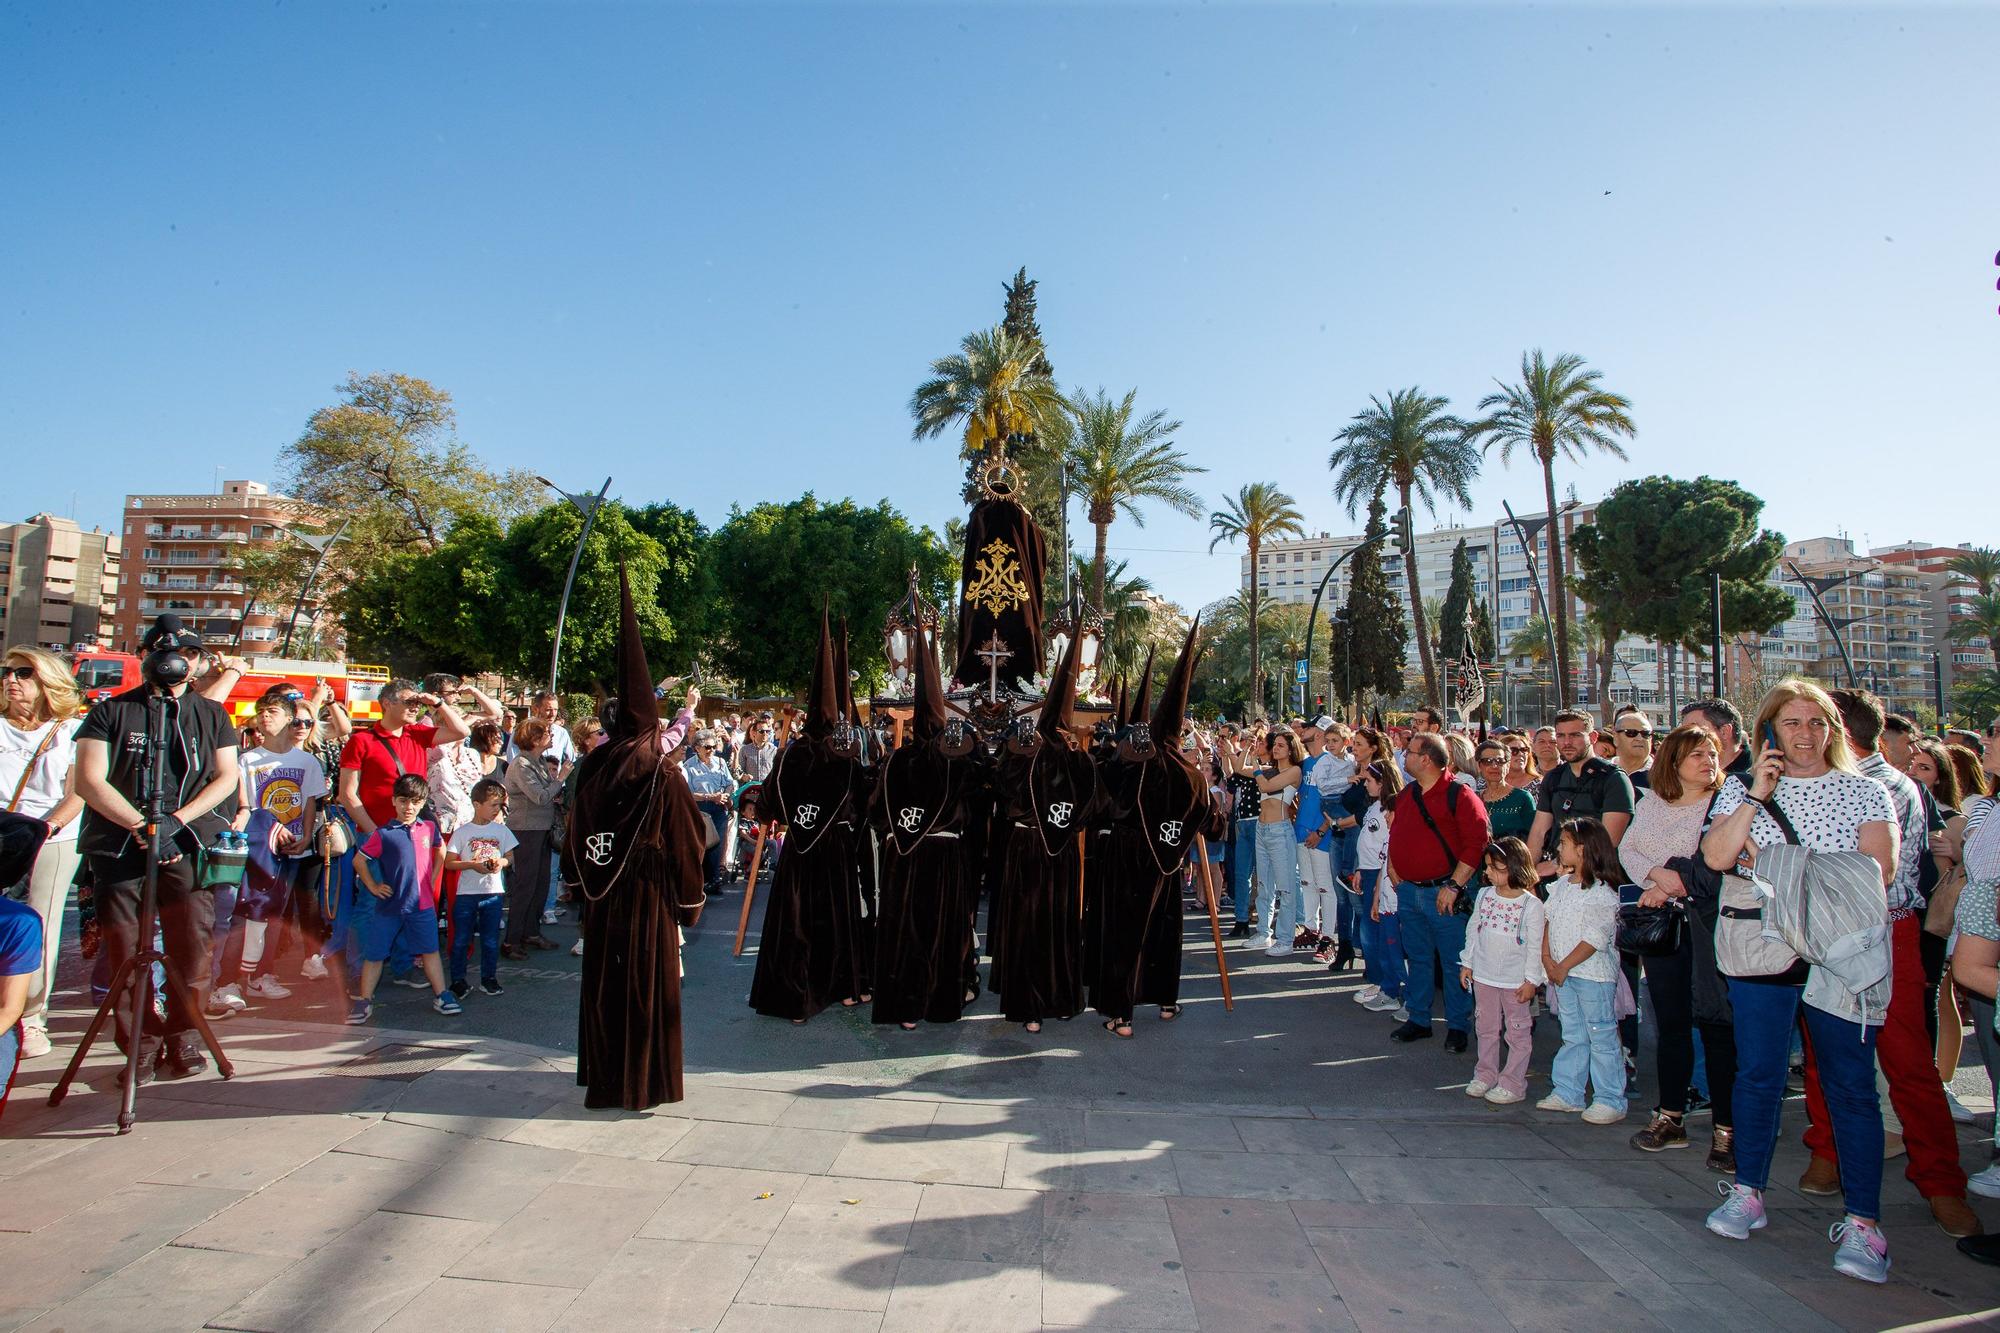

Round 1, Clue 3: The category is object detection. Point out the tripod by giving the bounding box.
[48,688,235,1133]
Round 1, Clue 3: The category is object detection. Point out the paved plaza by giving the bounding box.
[7,890,2000,1331]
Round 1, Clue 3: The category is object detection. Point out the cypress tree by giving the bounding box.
[1437,539,1476,663]
[1002,267,1053,379]
[1328,491,1409,710]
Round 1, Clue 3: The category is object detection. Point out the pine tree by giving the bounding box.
[1437,539,1476,663]
[1327,492,1409,711]
[1002,267,1052,379]
[1470,600,1497,662]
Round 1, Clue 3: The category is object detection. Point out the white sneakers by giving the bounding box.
[1581,1103,1627,1126]
[1464,1080,1491,1099]
[207,984,247,1018]
[1705,1182,1768,1240]
[1352,985,1381,1005]
[1263,940,1291,958]
[20,1026,52,1059]
[1968,1163,2000,1199]
[300,954,330,981]
[1363,993,1403,1013]
[1484,1087,1524,1105]
[1535,1093,1585,1113]
[571,939,584,956]
[246,975,293,1000]
[1945,1087,1980,1125]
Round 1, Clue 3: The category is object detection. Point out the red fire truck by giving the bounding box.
[70,649,391,726]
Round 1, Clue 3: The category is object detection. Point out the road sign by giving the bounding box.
[1295,659,1309,684]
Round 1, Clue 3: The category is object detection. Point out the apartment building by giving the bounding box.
[0,514,121,650]
[1871,541,1995,695]
[1772,537,1937,717]
[111,480,336,656]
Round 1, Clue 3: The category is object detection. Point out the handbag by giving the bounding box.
[1715,794,1804,979]
[5,721,63,813]
[1616,897,1687,956]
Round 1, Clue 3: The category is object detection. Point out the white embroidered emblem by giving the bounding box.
[584,831,615,866]
[897,807,925,833]
[794,802,820,829]
[1046,801,1074,829]
[1158,820,1183,846]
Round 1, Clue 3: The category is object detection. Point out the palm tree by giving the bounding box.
[1074,554,1159,680]
[1329,389,1479,706]
[1467,350,1636,698]
[1949,547,2000,598]
[1065,387,1205,612]
[1949,592,2000,665]
[1208,483,1305,719]
[909,325,1066,459]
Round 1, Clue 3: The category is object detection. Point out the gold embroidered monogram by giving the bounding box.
[964,539,1031,616]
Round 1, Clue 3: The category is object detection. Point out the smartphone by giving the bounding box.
[1760,722,1779,755]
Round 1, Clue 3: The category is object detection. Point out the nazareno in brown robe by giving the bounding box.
[567,567,708,1111]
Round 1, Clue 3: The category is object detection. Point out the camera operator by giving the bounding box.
[72,617,240,1083]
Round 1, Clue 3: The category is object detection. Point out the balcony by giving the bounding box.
[201,633,237,646]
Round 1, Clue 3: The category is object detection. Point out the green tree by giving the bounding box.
[277,372,535,573]
[343,513,514,678]
[1065,387,1204,612]
[1207,482,1305,720]
[493,502,674,692]
[909,326,1065,461]
[627,501,714,671]
[1467,350,1637,698]
[1953,668,2000,725]
[1329,388,1479,707]
[1568,475,1794,714]
[1505,616,1586,670]
[1948,547,2000,598]
[1326,493,1410,715]
[1469,600,1498,663]
[1002,267,1053,380]
[707,495,954,695]
[1436,539,1479,663]
[1072,555,1159,681]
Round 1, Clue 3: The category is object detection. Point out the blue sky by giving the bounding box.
[5,2,1996,615]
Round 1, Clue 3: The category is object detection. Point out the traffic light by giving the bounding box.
[1391,506,1414,556]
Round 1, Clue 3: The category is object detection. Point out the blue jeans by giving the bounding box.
[1230,818,1256,924]
[1358,870,1404,998]
[1552,975,1626,1110]
[1730,979,1882,1220]
[1253,821,1299,942]
[1335,885,1362,950]
[450,893,504,985]
[208,882,239,987]
[1332,825,1359,879]
[1395,880,1471,1033]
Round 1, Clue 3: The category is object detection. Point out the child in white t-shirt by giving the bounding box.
[444,779,517,997]
[1351,763,1406,1015]
[1459,837,1547,1105]
[1538,818,1627,1124]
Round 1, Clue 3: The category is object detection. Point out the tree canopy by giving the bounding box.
[706,495,954,695]
[1326,493,1409,713]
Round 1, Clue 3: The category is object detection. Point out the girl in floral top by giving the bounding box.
[1459,837,1546,1104]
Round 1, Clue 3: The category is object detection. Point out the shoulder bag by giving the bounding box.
[1715,793,1803,978]
[5,721,62,814]
[1407,781,1473,914]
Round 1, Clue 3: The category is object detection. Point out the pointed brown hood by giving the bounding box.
[1151,614,1201,744]
[911,624,947,740]
[835,617,858,723]
[803,602,838,740]
[613,563,659,738]
[1111,676,1128,728]
[1129,647,1157,731]
[1038,604,1085,743]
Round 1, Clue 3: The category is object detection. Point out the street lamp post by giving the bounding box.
[1502,499,1576,711]
[279,518,351,658]
[538,475,613,695]
[1787,561,1862,688]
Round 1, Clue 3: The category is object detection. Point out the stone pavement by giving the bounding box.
[9,901,2000,1330]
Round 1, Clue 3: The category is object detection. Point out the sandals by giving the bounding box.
[1103,1019,1134,1038]
[1157,1005,1182,1022]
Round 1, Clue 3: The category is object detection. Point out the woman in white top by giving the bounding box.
[1248,731,1303,959]
[1698,678,1897,1284]
[1624,724,1737,1168]
[2,646,86,1059]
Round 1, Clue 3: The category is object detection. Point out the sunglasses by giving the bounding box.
[1477,754,1506,765]
[288,718,314,728]
[1615,728,1653,740]
[2,665,36,681]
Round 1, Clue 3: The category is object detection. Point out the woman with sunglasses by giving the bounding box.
[1,646,86,1060]
[1475,739,1536,843]
[1503,734,1541,798]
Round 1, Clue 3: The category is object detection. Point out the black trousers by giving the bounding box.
[1643,931,1737,1126]
[90,850,216,1059]
[504,829,552,948]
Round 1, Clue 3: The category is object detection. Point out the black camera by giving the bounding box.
[140,613,203,690]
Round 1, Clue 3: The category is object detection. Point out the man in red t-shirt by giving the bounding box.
[1385,732,1491,1051]
[338,680,472,835]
